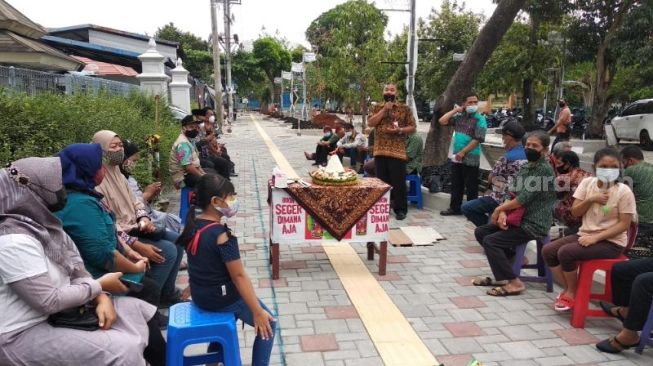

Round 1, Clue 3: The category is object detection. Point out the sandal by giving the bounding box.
[471,277,507,287]
[599,302,625,322]
[596,335,640,354]
[486,286,523,297]
[555,294,575,312]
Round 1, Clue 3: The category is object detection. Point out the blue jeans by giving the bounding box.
[338,147,358,167]
[461,196,499,227]
[208,298,276,366]
[140,229,182,298]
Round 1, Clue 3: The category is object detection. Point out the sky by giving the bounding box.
[14,0,496,47]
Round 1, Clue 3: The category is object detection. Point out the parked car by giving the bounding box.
[611,99,653,150]
[169,105,188,122]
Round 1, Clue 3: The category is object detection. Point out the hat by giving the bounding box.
[501,120,525,139]
[181,115,197,126]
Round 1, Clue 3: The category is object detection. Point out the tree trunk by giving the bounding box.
[588,1,631,137]
[423,0,527,168]
[521,17,540,131]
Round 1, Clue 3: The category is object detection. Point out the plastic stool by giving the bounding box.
[570,223,638,328]
[179,187,193,226]
[406,175,423,209]
[636,296,653,354]
[166,302,241,366]
[512,236,553,292]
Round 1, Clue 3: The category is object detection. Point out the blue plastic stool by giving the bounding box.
[166,302,241,366]
[636,296,653,354]
[179,186,193,226]
[512,236,553,292]
[406,175,423,209]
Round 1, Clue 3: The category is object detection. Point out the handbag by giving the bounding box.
[47,303,99,331]
[505,206,525,227]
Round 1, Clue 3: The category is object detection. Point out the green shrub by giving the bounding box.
[0,90,181,187]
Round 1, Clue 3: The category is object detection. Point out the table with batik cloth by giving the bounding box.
[268,177,391,279]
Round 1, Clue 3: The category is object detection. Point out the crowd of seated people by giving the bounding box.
[362,127,423,179]
[304,126,344,166]
[330,123,367,170]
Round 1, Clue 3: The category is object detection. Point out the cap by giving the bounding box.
[181,115,197,126]
[501,120,526,139]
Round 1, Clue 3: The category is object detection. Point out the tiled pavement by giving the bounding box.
[171,113,653,366]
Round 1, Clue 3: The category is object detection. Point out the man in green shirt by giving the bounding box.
[406,132,423,176]
[621,145,653,257]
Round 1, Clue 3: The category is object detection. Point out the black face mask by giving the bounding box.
[383,94,396,103]
[525,148,541,162]
[47,188,68,212]
[184,129,199,139]
[557,165,570,174]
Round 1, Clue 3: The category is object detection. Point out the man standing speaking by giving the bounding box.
[368,83,417,220]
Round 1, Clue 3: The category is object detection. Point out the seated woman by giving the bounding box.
[473,131,557,296]
[0,156,164,366]
[596,258,653,353]
[553,151,592,234]
[55,143,162,307]
[543,147,636,312]
[121,139,182,233]
[92,130,183,307]
[177,174,276,366]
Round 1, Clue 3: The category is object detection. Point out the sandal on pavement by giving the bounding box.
[486,286,523,297]
[471,276,506,287]
[596,336,640,354]
[555,294,575,312]
[599,302,625,322]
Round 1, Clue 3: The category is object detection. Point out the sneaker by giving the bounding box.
[160,288,188,309]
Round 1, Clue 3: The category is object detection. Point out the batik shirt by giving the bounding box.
[368,103,416,161]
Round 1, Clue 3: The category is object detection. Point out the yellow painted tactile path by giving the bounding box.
[252,117,439,366]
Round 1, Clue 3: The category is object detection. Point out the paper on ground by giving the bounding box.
[400,226,444,246]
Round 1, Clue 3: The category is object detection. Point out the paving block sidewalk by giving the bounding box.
[169,113,653,366]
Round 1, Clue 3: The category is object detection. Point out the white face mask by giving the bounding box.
[209,115,216,123]
[199,122,205,130]
[345,131,352,138]
[466,105,478,114]
[596,168,620,183]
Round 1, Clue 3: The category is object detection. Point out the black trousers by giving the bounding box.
[611,258,653,331]
[200,157,230,179]
[375,156,407,214]
[144,316,166,366]
[450,163,479,212]
[475,224,536,281]
[315,144,333,165]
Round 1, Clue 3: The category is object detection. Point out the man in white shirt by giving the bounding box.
[331,123,366,169]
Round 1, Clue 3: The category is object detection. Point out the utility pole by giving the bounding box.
[223,0,234,123]
[210,0,224,131]
[406,0,417,120]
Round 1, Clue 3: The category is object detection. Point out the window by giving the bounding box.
[641,101,653,115]
[621,103,644,117]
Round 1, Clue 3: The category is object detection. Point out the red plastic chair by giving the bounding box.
[570,222,638,328]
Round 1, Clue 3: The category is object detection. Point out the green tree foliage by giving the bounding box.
[252,37,292,104]
[155,22,209,51]
[416,1,480,103]
[305,0,388,120]
[0,91,179,186]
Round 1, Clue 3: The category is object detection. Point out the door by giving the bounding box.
[614,103,643,140]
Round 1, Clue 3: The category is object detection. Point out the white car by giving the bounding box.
[611,99,653,150]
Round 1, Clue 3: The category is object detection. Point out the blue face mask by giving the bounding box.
[466,105,478,114]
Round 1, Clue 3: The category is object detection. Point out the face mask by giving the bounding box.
[324,132,332,137]
[557,165,570,175]
[184,129,199,139]
[596,168,620,183]
[214,198,240,218]
[345,131,352,138]
[105,150,125,166]
[383,94,396,103]
[122,159,134,174]
[209,115,216,123]
[47,188,68,212]
[199,122,205,130]
[466,105,478,114]
[525,148,541,162]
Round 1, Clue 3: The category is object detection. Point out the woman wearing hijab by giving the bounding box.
[54,143,162,308]
[120,139,182,233]
[92,130,184,306]
[0,156,164,366]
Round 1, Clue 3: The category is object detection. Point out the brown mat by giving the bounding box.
[285,177,390,241]
[389,229,412,246]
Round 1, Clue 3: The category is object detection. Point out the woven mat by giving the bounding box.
[284,177,390,241]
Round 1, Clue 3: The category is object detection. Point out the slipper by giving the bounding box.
[599,302,625,322]
[596,336,640,354]
[555,294,575,312]
[471,277,507,287]
[486,286,523,297]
